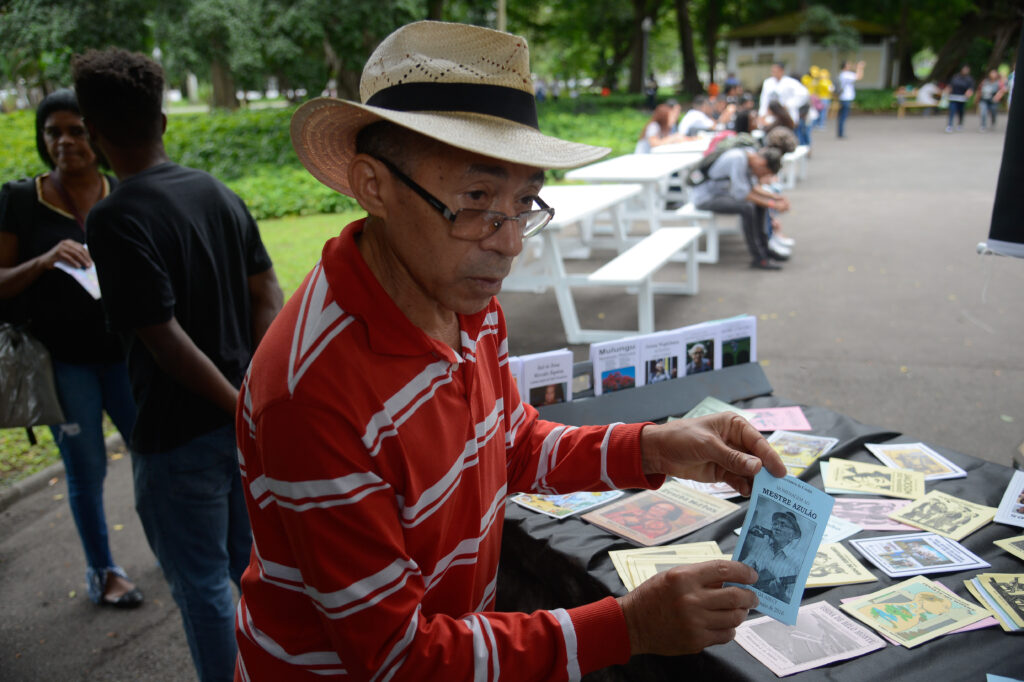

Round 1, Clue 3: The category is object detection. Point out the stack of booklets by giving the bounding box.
[964,573,1024,633]
[609,541,729,591]
[589,314,756,396]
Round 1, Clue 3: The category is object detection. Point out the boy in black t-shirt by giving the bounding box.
[72,48,283,682]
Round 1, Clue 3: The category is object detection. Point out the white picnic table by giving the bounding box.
[651,137,712,154]
[564,153,703,232]
[503,183,701,344]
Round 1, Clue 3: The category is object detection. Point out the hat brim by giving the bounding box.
[291,97,611,197]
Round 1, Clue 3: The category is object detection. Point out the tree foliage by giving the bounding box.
[0,0,1020,107]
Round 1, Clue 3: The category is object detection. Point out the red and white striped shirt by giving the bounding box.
[235,220,660,681]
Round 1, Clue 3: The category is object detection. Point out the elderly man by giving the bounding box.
[739,511,804,602]
[236,20,786,681]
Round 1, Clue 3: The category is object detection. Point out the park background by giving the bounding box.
[1,0,1021,485]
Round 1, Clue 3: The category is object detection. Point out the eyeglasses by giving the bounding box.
[373,156,554,240]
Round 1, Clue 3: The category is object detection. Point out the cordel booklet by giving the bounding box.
[727,468,835,625]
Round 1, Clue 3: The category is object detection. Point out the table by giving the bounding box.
[565,153,703,231]
[651,138,712,154]
[497,368,1023,681]
[503,184,702,343]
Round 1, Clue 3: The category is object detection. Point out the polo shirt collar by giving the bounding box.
[322,219,488,362]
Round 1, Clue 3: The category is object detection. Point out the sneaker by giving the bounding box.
[770,234,795,249]
[767,249,790,262]
[767,236,791,255]
[750,258,783,270]
[945,126,953,133]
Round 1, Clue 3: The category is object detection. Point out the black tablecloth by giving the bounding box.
[497,396,1024,681]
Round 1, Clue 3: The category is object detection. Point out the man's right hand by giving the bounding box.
[617,560,759,656]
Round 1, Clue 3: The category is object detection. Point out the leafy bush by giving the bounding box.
[0,110,44,181]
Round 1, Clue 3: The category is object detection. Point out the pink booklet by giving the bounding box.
[745,406,812,431]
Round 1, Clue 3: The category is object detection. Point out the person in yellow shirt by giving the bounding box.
[815,68,834,128]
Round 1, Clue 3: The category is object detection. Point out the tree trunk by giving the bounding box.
[210,56,239,110]
[675,0,702,96]
[703,0,720,88]
[426,0,444,21]
[629,0,647,94]
[986,21,1021,72]
[889,0,910,88]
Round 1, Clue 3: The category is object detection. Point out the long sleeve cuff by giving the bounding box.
[569,596,632,676]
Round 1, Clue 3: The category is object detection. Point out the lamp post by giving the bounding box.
[641,16,653,87]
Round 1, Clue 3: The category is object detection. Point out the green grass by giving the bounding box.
[259,210,364,297]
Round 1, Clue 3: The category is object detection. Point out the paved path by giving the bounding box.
[1,112,1022,680]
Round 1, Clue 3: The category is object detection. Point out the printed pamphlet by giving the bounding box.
[864,442,967,481]
[888,490,996,541]
[589,337,640,396]
[735,600,884,676]
[518,348,573,407]
[728,469,835,625]
[822,458,925,499]
[839,575,989,648]
[994,470,1024,528]
[510,490,623,519]
[582,480,739,547]
[766,431,838,477]
[848,532,989,578]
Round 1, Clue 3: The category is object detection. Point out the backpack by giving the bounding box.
[685,133,759,187]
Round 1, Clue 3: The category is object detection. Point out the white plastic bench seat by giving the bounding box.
[554,227,702,344]
[660,202,740,264]
[781,145,809,189]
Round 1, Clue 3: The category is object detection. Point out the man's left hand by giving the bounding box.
[639,414,786,495]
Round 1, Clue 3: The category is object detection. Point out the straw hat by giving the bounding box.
[291,21,611,197]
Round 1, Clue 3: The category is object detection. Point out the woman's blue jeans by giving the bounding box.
[133,424,251,682]
[50,360,137,596]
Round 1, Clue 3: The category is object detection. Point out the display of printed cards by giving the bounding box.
[840,575,990,648]
[510,490,624,519]
[517,348,573,407]
[888,490,996,541]
[864,442,967,481]
[848,532,989,577]
[766,431,838,476]
[735,601,884,676]
[994,469,1024,528]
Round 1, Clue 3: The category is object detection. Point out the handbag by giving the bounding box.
[0,322,66,429]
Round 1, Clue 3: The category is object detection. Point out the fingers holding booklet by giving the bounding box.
[640,412,788,496]
[617,558,760,656]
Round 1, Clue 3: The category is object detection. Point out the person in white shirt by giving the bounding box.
[758,63,810,127]
[836,60,865,138]
[677,96,734,136]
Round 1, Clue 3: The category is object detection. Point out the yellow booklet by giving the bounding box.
[888,490,996,541]
[806,543,877,588]
[823,459,925,499]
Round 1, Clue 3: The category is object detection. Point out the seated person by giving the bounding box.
[635,100,691,153]
[678,95,734,136]
[689,145,790,270]
[916,82,942,108]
